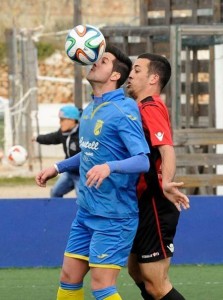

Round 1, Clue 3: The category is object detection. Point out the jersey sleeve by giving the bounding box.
[141,103,173,147]
[117,102,150,156]
[36,129,61,145]
[56,152,81,173]
[107,153,149,174]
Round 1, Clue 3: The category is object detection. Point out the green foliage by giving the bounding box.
[0,42,7,62]
[36,42,55,60]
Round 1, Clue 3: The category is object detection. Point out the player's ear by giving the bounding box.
[111,71,121,82]
[150,73,159,84]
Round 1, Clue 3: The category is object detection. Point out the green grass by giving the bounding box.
[0,176,57,186]
[0,265,223,300]
[0,176,36,185]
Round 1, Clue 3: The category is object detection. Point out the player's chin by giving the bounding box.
[126,86,133,97]
[86,73,95,81]
[126,85,130,92]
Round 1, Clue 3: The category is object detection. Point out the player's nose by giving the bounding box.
[128,70,134,78]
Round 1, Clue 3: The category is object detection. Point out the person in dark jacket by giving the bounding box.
[35,105,80,197]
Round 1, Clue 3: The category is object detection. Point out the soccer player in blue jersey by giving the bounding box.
[36,44,150,300]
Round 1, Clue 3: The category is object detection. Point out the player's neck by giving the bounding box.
[92,83,117,97]
[137,86,160,102]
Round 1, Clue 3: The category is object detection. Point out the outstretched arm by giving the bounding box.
[159,145,190,211]
[35,166,58,187]
[56,152,81,173]
[35,153,81,187]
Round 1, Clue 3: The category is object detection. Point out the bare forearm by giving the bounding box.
[159,145,176,185]
[158,145,190,211]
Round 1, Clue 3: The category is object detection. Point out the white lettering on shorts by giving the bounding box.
[141,252,160,259]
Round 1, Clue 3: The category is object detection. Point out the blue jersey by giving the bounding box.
[78,88,149,218]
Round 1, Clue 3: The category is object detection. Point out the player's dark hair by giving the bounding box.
[138,53,171,91]
[106,43,132,88]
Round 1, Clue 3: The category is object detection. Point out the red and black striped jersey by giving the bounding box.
[137,95,173,198]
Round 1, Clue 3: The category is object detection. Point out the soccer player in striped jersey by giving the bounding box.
[35,45,150,300]
[126,53,190,300]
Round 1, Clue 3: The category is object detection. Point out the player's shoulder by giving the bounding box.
[116,96,138,110]
[112,96,140,120]
[140,95,167,110]
[80,102,93,118]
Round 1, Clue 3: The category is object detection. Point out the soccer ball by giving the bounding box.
[65,24,106,65]
[7,145,28,166]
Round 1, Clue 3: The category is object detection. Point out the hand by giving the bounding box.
[86,163,111,188]
[35,166,58,187]
[163,182,190,211]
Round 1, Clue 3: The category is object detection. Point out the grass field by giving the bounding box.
[0,176,57,185]
[1,265,223,300]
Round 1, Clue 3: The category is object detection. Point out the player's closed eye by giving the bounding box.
[133,67,141,73]
[102,57,109,64]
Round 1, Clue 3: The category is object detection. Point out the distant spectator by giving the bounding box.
[34,105,80,197]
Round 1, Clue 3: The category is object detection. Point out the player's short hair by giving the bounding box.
[106,43,132,88]
[138,53,171,91]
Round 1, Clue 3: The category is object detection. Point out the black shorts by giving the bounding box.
[131,185,180,263]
